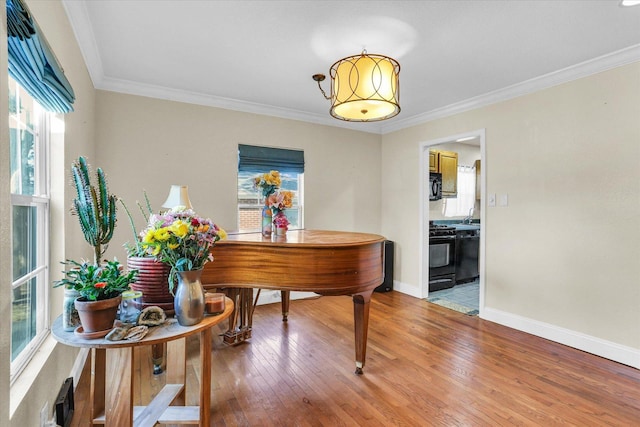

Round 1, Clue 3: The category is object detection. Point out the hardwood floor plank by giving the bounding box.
[70,291,640,426]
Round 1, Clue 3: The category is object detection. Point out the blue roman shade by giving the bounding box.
[238,144,305,173]
[6,0,75,113]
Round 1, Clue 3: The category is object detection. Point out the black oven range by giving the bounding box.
[428,223,456,292]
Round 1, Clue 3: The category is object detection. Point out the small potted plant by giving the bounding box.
[56,259,137,333]
[54,156,137,335]
[273,210,290,235]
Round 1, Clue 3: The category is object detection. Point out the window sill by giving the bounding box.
[9,333,87,419]
[9,332,56,417]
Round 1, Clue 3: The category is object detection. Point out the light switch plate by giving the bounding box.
[488,193,496,207]
[499,193,509,207]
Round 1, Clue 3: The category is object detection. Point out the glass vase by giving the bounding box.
[174,270,205,326]
[261,205,273,237]
[62,287,81,331]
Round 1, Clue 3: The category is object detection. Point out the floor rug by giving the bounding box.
[425,297,479,316]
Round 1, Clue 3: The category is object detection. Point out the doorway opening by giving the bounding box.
[420,130,485,316]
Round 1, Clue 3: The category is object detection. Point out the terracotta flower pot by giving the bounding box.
[75,295,122,333]
[127,256,174,315]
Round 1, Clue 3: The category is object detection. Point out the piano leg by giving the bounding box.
[352,290,373,375]
[280,290,290,321]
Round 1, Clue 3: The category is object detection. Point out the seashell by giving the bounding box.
[137,306,167,326]
[124,325,148,341]
[113,320,135,329]
[106,327,130,341]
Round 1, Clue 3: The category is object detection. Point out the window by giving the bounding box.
[237,145,304,231]
[9,77,50,381]
[443,165,476,218]
[238,171,303,231]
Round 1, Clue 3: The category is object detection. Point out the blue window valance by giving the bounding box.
[238,144,305,173]
[6,0,75,113]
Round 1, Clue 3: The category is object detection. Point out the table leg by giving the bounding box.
[280,290,290,321]
[105,346,134,425]
[352,290,373,375]
[166,337,187,406]
[152,343,164,374]
[200,327,213,426]
[90,348,105,426]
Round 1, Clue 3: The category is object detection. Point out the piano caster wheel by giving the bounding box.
[355,367,363,375]
[282,312,288,322]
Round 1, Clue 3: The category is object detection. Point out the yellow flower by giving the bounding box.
[267,170,281,187]
[281,190,293,208]
[196,224,210,233]
[142,230,155,243]
[154,228,170,241]
[168,242,179,250]
[169,220,189,238]
[218,227,227,240]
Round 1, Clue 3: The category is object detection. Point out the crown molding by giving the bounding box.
[96,76,383,135]
[380,44,640,134]
[61,0,104,88]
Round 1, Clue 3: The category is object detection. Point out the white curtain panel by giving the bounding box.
[443,165,476,217]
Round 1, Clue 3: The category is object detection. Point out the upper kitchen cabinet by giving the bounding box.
[429,151,439,173]
[430,149,458,197]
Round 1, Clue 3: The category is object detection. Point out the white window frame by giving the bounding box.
[9,78,51,384]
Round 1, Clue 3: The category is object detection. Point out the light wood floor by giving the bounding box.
[70,291,640,426]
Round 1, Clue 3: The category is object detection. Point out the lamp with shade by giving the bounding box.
[162,185,193,210]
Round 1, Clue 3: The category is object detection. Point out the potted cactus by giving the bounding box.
[54,156,137,335]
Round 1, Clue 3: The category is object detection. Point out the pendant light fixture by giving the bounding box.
[313,50,400,122]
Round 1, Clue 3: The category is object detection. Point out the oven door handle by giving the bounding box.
[430,235,456,241]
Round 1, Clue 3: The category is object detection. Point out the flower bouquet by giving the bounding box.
[266,190,294,215]
[253,170,281,199]
[139,207,226,294]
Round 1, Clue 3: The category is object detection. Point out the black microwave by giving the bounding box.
[429,173,442,201]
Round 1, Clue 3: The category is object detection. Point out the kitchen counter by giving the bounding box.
[452,224,480,231]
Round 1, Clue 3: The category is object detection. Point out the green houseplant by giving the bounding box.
[54,156,137,334]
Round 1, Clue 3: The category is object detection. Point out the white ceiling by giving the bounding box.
[61,1,640,134]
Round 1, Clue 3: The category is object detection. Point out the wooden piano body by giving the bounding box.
[201,229,385,374]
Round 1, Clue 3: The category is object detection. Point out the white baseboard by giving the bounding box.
[391,280,422,298]
[482,307,640,369]
[255,289,320,306]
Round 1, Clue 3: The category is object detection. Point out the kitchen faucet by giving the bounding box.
[462,207,474,224]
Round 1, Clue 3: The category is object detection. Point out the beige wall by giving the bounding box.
[94,91,382,261]
[382,63,640,352]
[1,1,97,425]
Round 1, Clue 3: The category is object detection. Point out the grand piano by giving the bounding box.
[201,229,385,374]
